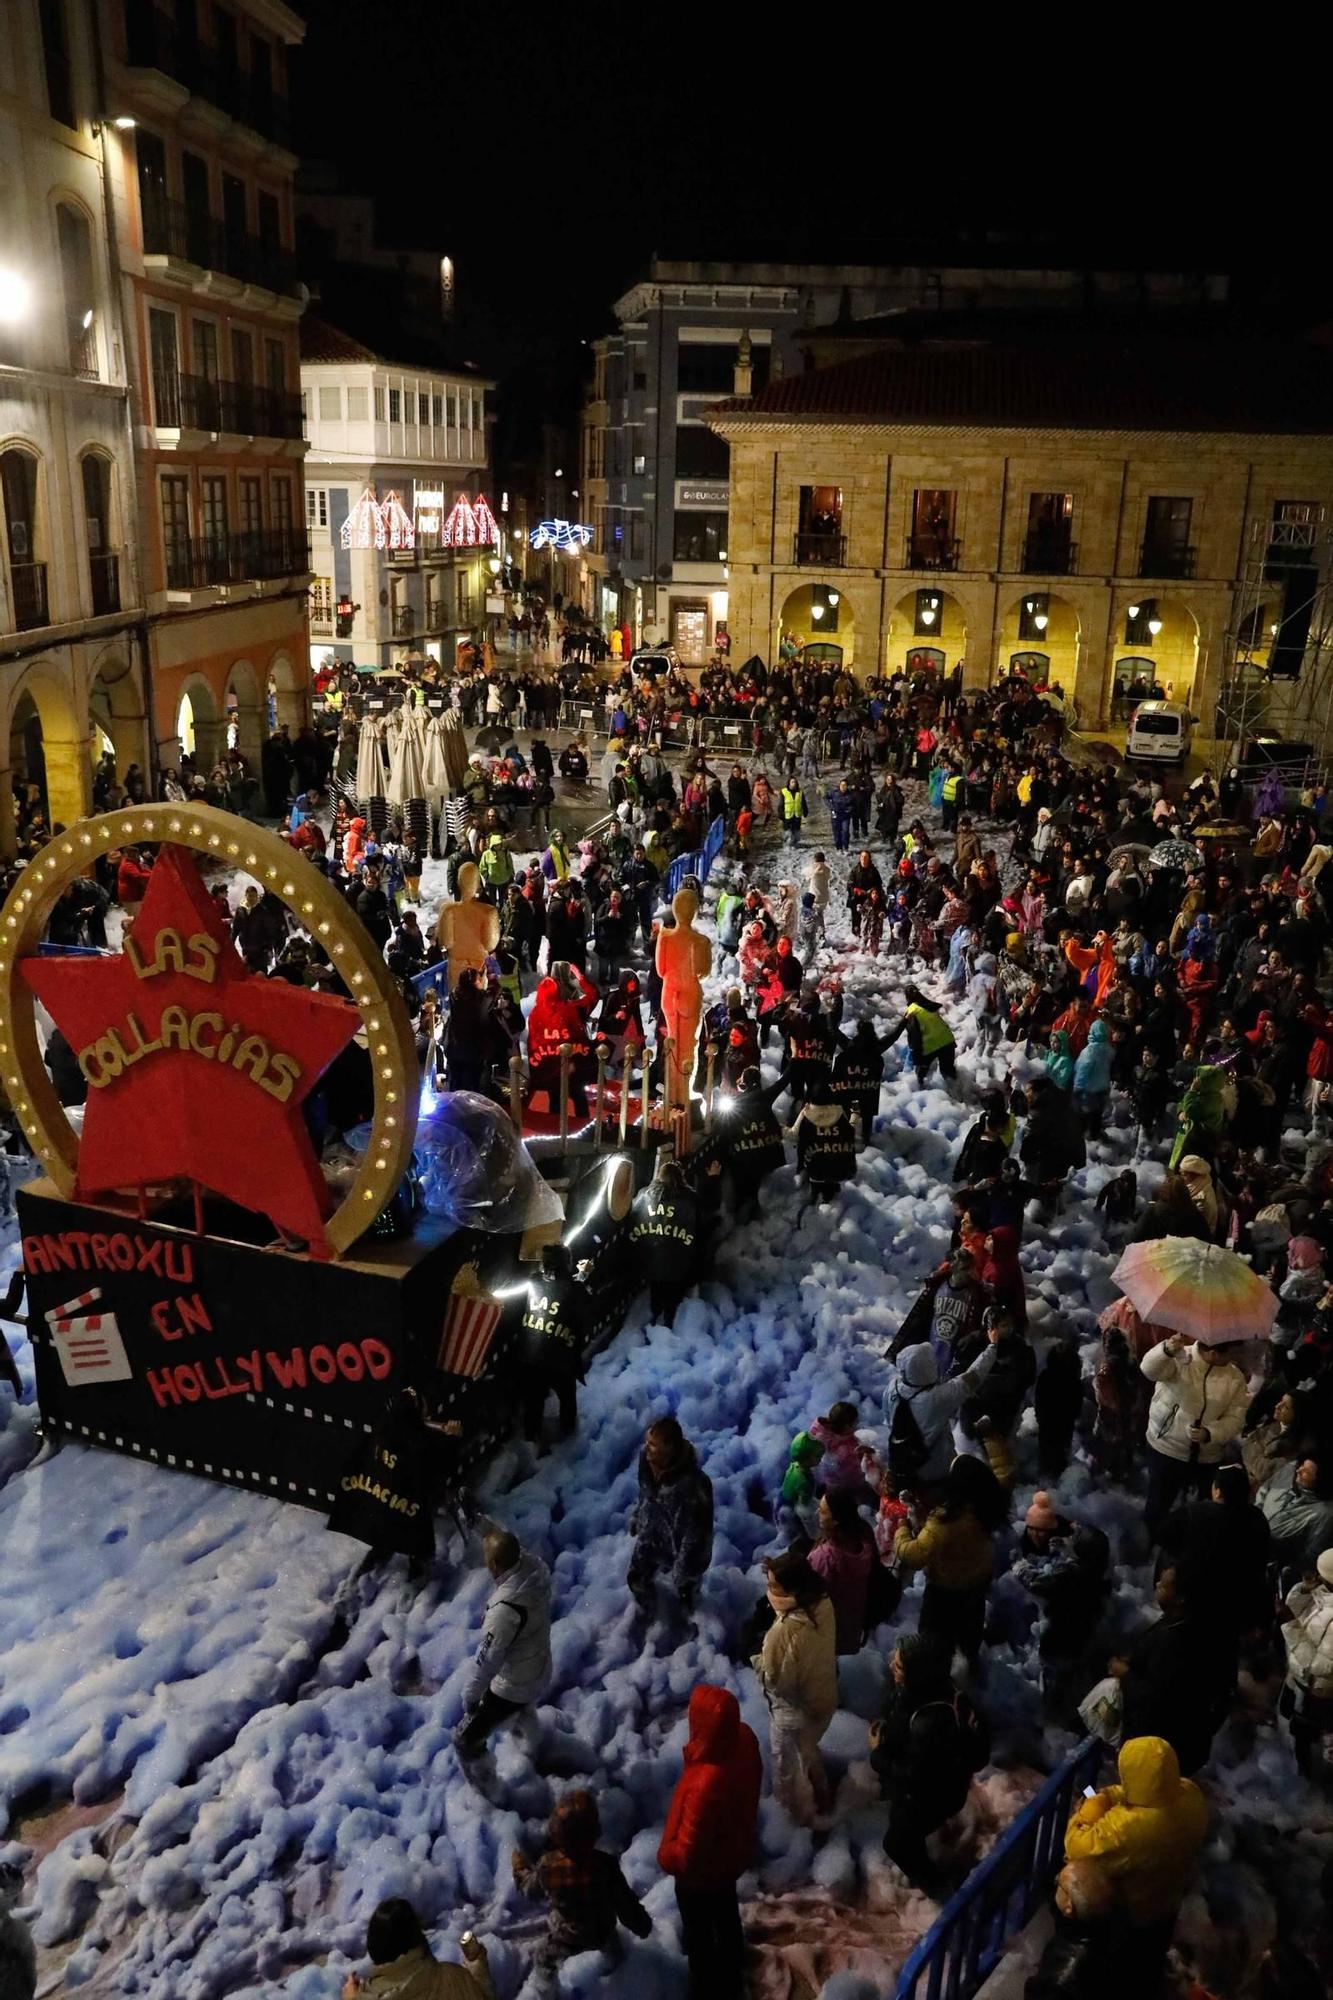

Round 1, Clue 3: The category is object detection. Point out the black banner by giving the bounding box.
[17,1185,504,1510]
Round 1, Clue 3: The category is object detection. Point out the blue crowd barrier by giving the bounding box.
[663,815,727,905]
[892,1736,1103,2000]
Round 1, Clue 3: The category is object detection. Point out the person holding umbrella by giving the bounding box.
[1140,1332,1251,1538]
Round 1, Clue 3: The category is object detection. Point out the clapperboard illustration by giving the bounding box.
[46,1287,134,1388]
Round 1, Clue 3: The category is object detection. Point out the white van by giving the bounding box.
[1125,700,1194,767]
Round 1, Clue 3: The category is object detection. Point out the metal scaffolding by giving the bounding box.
[1215,507,1333,777]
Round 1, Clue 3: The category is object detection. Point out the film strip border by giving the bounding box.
[42,1414,340,1509]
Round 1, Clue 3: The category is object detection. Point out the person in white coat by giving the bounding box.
[1140,1335,1250,1538]
[884,1332,1000,1491]
[1281,1547,1333,1773]
[752,1549,838,1826]
[455,1530,552,1758]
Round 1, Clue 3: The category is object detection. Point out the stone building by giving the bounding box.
[708,332,1333,733]
[0,0,150,846]
[580,256,1229,668]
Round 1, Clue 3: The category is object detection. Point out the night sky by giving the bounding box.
[290,13,1314,446]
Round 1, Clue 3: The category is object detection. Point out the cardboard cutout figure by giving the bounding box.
[436,860,500,991]
[655,886,711,1109]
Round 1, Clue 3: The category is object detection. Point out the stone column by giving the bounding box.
[42,726,94,830]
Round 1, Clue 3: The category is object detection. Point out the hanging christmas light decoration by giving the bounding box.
[529,518,594,551]
[379,490,415,550]
[471,492,500,548]
[440,493,478,546]
[341,486,385,551]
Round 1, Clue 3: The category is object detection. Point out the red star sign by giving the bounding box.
[22,845,361,1247]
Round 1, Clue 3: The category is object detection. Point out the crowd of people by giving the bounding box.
[11,642,1333,2000]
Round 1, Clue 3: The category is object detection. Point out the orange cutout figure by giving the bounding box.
[655,885,712,1109]
[435,860,500,991]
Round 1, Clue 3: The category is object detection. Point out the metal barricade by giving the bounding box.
[892,1737,1103,2000]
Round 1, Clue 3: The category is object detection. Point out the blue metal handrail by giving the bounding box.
[664,814,727,904]
[892,1736,1103,2000]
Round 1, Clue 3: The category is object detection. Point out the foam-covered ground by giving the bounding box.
[0,787,1328,1998]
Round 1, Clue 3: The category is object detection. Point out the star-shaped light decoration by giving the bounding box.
[21,845,361,1247]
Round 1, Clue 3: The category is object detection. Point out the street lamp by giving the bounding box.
[1034,611,1049,631]
[1148,616,1163,636]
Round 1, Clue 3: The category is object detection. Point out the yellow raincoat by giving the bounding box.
[1064,1735,1208,1923]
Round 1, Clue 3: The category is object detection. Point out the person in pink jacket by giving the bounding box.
[808,1489,876,1654]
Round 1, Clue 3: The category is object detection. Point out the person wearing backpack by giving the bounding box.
[884,1328,1001,1494]
[870,1631,989,1892]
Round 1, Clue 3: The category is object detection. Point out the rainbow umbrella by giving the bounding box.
[1111,1236,1277,1345]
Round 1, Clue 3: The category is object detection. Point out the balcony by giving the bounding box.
[164,529,308,592]
[905,534,960,572]
[90,552,120,617]
[392,605,416,638]
[141,193,301,300]
[68,320,100,381]
[10,562,49,631]
[1138,541,1196,580]
[794,531,846,566]
[1022,534,1077,576]
[153,368,304,441]
[125,3,292,147]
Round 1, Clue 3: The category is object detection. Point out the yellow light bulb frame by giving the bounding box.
[0,804,419,1257]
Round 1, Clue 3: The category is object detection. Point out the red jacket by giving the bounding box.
[657,1685,761,1889]
[528,967,597,1066]
[117,854,152,904]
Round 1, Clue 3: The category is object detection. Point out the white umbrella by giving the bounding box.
[421,712,451,804]
[355,715,387,801]
[386,706,428,806]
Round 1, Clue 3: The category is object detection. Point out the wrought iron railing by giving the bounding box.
[1138,541,1196,579]
[9,561,48,631]
[906,535,961,571]
[89,551,120,617]
[794,531,847,566]
[1022,535,1077,575]
[164,530,308,591]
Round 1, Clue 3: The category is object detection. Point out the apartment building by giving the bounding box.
[300,319,494,672]
[98,0,310,774]
[0,0,148,847]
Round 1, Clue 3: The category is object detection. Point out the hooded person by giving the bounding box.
[1176,1153,1221,1239]
[979,1225,1027,1330]
[722,1065,789,1219]
[526,960,598,1119]
[594,971,645,1068]
[657,1686,762,2000]
[737,920,770,992]
[512,1790,652,1984]
[1064,1736,1209,1979]
[1073,1019,1114,1128]
[1046,1028,1076,1092]
[884,1333,1000,1491]
[893,1452,1009,1669]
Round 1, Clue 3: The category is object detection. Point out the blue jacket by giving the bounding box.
[1074,1019,1114,1097]
[827,789,854,828]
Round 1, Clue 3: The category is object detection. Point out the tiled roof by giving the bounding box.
[712,339,1333,435]
[299,317,383,364]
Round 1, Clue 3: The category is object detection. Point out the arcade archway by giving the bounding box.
[225,659,265,769]
[268,651,304,734]
[1109,597,1200,719]
[995,592,1080,693]
[9,667,89,830]
[88,647,146,786]
[776,582,855,670]
[175,675,222,772]
[884,588,966,679]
